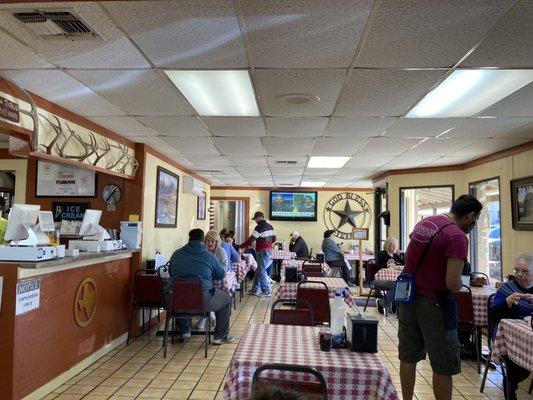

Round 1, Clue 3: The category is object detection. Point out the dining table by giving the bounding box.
[274,277,355,307]
[491,318,533,371]
[279,259,331,278]
[222,324,399,400]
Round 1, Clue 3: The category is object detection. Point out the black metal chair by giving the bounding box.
[363,278,392,317]
[454,285,480,373]
[252,363,328,399]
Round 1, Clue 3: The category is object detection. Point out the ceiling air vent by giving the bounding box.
[274,160,298,165]
[13,10,100,41]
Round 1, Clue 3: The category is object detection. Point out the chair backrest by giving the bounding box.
[252,363,328,400]
[453,285,475,326]
[296,281,330,325]
[170,277,204,314]
[133,269,165,306]
[486,293,497,348]
[367,259,377,282]
[302,261,324,277]
[270,299,314,326]
[470,271,490,285]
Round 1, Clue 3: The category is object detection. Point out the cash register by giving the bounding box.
[68,209,122,252]
[0,204,58,261]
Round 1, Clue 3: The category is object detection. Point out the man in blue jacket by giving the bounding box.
[168,228,235,345]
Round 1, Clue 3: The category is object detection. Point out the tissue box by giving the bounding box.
[345,310,378,353]
[285,266,298,282]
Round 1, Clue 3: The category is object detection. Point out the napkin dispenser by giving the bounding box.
[316,252,325,263]
[285,266,298,282]
[345,310,378,353]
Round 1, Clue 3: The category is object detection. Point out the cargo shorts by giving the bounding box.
[398,295,461,376]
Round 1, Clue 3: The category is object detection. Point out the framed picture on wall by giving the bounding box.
[155,166,179,228]
[511,175,533,231]
[36,161,97,197]
[197,191,206,220]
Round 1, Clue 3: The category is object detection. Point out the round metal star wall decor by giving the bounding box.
[324,192,372,240]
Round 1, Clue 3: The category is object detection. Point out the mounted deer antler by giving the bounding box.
[58,122,91,161]
[107,141,128,171]
[4,79,40,151]
[74,131,97,160]
[37,114,64,155]
[92,134,111,166]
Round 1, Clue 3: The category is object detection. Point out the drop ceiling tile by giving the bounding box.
[88,116,157,137]
[303,174,336,182]
[461,1,533,68]
[160,137,220,155]
[128,136,166,145]
[0,70,125,117]
[0,30,53,69]
[226,156,268,167]
[202,117,265,137]
[137,116,211,137]
[355,0,517,68]
[235,167,271,176]
[212,137,263,156]
[350,180,373,188]
[450,138,529,157]
[270,167,305,176]
[443,118,533,139]
[0,3,149,69]
[267,157,308,167]
[333,168,378,177]
[254,69,346,116]
[383,118,466,138]
[479,83,533,117]
[241,0,372,68]
[325,178,357,187]
[102,0,248,68]
[69,69,193,116]
[263,138,314,156]
[266,117,328,138]
[201,167,239,176]
[186,155,231,167]
[251,179,274,187]
[422,155,476,167]
[382,156,441,169]
[356,137,422,156]
[497,123,533,140]
[163,152,195,167]
[335,69,444,116]
[303,168,339,176]
[311,137,367,156]
[402,138,475,157]
[326,117,395,137]
[345,155,395,168]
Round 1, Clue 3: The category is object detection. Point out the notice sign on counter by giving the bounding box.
[0,95,20,123]
[16,279,40,316]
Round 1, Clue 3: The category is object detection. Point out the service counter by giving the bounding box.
[0,249,140,400]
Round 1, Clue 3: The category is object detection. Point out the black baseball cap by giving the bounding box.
[252,211,264,220]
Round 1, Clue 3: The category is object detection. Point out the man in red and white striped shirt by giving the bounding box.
[240,211,276,297]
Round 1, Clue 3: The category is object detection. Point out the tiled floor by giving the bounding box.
[42,286,532,400]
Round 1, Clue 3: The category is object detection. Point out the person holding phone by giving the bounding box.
[398,194,482,400]
[489,253,533,400]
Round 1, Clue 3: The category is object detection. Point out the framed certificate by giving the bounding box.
[36,161,96,197]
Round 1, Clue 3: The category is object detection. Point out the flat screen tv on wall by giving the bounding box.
[269,191,318,222]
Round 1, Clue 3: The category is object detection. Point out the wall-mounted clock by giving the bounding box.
[102,184,122,205]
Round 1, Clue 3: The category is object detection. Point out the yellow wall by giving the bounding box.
[141,153,210,262]
[0,158,27,203]
[381,147,533,275]
[210,188,375,254]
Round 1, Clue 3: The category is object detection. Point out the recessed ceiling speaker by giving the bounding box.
[274,93,320,105]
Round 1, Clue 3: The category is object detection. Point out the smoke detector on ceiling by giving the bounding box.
[12,10,102,41]
[275,93,320,105]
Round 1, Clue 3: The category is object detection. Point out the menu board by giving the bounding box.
[36,161,96,197]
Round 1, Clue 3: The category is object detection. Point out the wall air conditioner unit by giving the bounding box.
[183,176,204,196]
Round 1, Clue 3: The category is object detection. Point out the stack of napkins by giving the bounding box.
[120,221,142,249]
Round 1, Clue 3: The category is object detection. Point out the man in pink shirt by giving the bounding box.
[398,194,482,400]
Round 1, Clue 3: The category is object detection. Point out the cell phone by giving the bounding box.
[394,273,416,303]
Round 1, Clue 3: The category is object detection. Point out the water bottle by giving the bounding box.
[331,292,346,348]
[282,238,286,250]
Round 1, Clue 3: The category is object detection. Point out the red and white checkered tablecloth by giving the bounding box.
[491,318,533,371]
[232,261,252,284]
[242,253,256,266]
[280,259,331,277]
[222,324,399,400]
[374,268,401,282]
[213,271,237,293]
[344,253,374,261]
[468,285,497,326]
[270,250,296,260]
[274,277,355,308]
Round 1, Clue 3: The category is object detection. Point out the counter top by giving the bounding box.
[6,249,140,279]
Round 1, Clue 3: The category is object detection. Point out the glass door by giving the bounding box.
[469,178,501,281]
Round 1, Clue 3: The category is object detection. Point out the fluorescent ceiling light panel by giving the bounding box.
[308,156,349,169]
[406,70,533,118]
[301,181,326,187]
[165,70,259,117]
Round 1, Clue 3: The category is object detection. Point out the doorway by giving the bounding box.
[211,197,249,244]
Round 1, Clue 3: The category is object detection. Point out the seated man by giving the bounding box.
[289,231,309,259]
[168,228,235,345]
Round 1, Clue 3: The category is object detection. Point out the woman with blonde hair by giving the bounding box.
[376,236,404,271]
[204,230,229,272]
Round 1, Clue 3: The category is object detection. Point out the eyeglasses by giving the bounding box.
[514,268,529,275]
